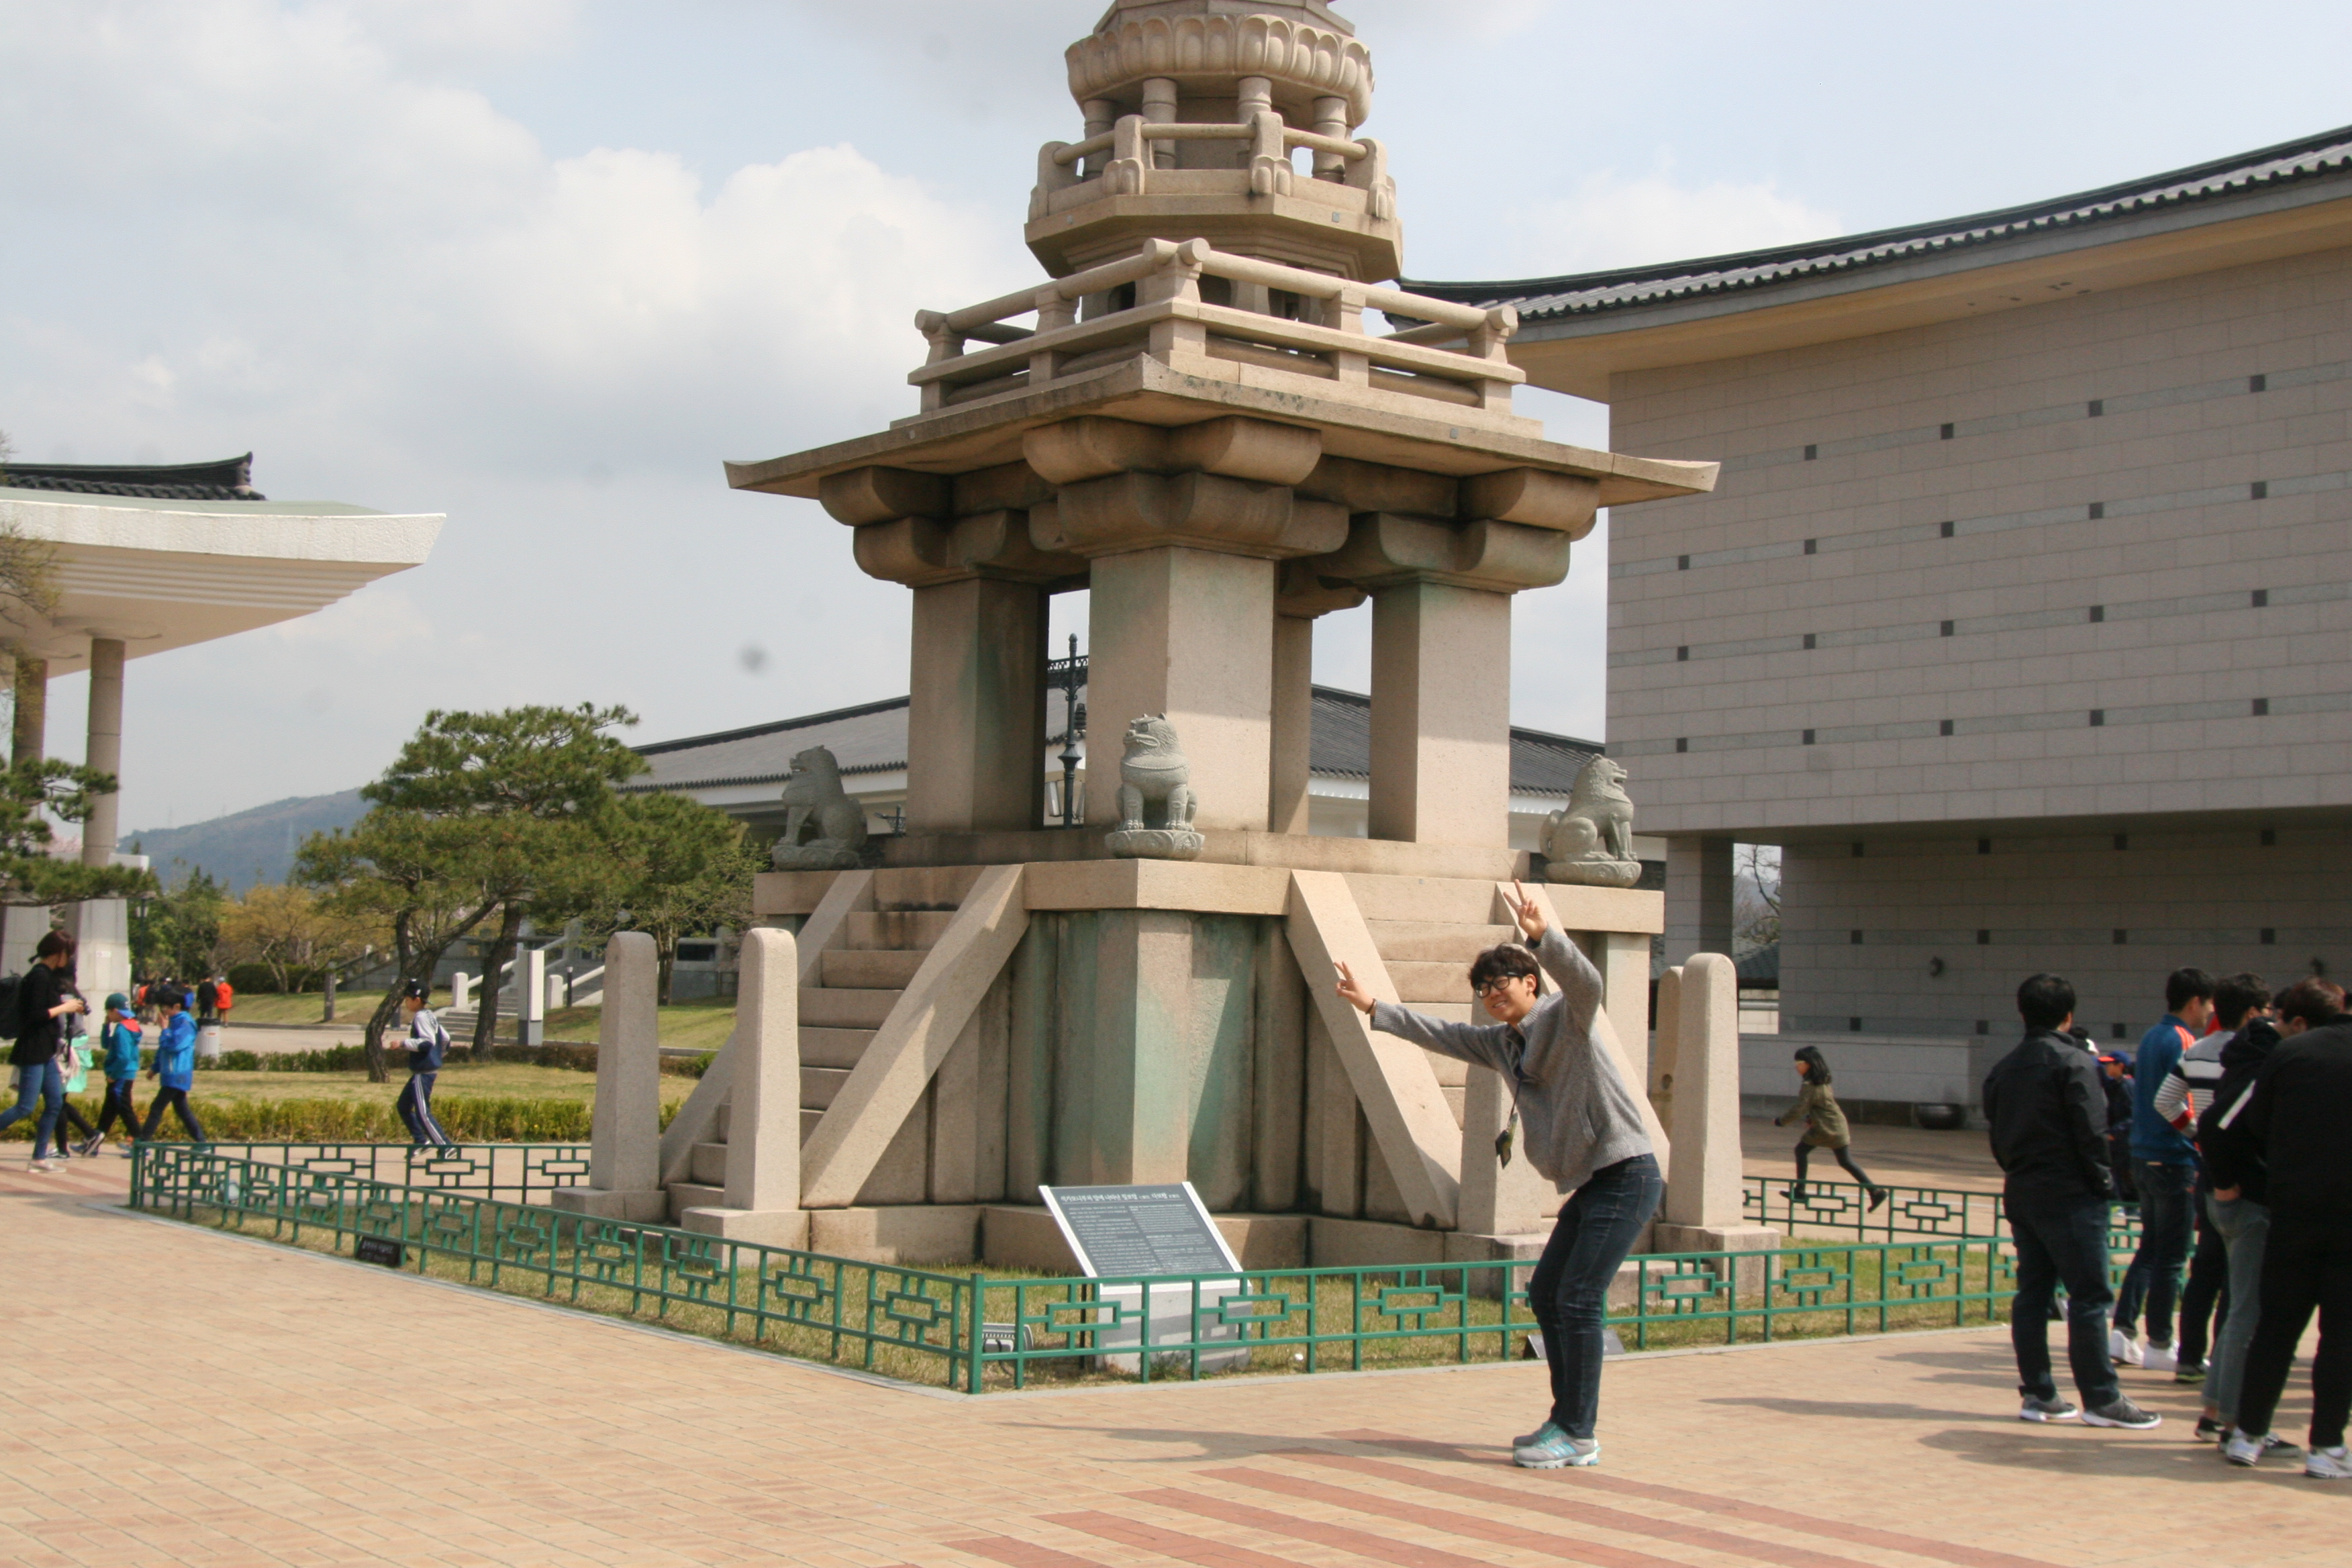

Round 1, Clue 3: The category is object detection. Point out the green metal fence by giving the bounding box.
[130,1142,591,1209]
[1743,1175,2143,1251]
[134,1144,2031,1394]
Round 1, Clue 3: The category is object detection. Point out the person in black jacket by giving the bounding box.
[1983,973,2160,1429]
[2214,977,2352,1479]
[0,932,90,1173]
[2190,980,2282,1444]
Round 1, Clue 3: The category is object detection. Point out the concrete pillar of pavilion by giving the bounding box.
[3,654,52,973]
[1269,561,1365,834]
[68,638,132,1002]
[1665,836,1736,966]
[1654,951,1779,1265]
[818,462,1079,838]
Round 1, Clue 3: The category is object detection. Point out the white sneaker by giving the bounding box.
[2143,1342,2178,1372]
[27,1159,54,1173]
[2308,1446,2352,1481]
[2225,1430,2270,1467]
[2110,1330,2145,1367]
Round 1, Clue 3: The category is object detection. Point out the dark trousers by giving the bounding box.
[2235,1213,2352,1449]
[93,1079,140,1137]
[2114,1159,2196,1344]
[2006,1187,2121,1408]
[1528,1153,1662,1440]
[1794,1140,1880,1191]
[138,1087,206,1142]
[2177,1194,2231,1367]
[396,1073,450,1146]
[50,1098,95,1157]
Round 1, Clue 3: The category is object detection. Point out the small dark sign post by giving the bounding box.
[354,1235,405,1269]
[1040,1183,1238,1279]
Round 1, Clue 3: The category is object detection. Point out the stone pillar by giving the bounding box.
[905,577,1047,834]
[683,927,807,1247]
[1073,910,1195,1183]
[1269,560,1365,835]
[513,947,545,1046]
[1367,581,1512,844]
[11,654,46,765]
[1655,952,1777,1258]
[552,931,665,1221]
[1651,964,1682,1118]
[1,653,50,973]
[1084,546,1276,830]
[1598,929,1653,1091]
[80,640,124,866]
[1665,836,1736,967]
[1269,611,1315,834]
[66,640,132,1001]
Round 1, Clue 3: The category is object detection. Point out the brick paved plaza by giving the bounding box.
[1,1157,2338,1568]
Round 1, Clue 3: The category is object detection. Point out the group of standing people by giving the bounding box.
[1987,965,2352,1480]
[1,930,208,1169]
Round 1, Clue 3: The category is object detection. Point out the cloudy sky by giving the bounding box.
[4,0,2347,834]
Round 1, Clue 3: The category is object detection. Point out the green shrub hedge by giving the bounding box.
[4,1094,609,1143]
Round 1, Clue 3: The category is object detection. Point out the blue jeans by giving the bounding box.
[2114,1159,2196,1344]
[2206,1191,2269,1424]
[1528,1153,1663,1439]
[0,1061,64,1155]
[2006,1188,2121,1408]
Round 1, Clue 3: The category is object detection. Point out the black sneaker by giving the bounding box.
[2019,1395,2080,1422]
[2195,1416,2226,1442]
[2083,1397,2162,1430]
[2174,1359,2207,1384]
[1868,1187,1890,1212]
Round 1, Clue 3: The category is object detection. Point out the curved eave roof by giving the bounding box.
[0,487,443,672]
[1404,123,2352,324]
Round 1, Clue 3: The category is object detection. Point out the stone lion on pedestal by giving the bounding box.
[769,746,870,871]
[1540,756,1643,887]
[1105,714,1203,861]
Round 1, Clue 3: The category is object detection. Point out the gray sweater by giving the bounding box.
[1369,928,1653,1193]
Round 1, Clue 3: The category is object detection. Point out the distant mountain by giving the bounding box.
[121,789,369,892]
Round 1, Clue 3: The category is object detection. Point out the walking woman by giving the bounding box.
[1778,1045,1890,1211]
[1334,882,1659,1470]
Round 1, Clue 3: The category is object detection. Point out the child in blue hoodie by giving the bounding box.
[137,985,205,1143]
[85,992,143,1155]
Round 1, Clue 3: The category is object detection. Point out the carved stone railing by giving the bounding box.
[910,239,1520,418]
[1030,111,1391,217]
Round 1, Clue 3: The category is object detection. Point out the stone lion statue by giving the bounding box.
[1106,714,1203,860]
[1540,756,1642,887]
[769,746,869,871]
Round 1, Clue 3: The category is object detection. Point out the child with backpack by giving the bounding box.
[395,979,453,1147]
[85,993,143,1155]
[137,985,205,1143]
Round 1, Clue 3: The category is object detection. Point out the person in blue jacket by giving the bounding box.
[2111,967,2216,1370]
[84,992,144,1155]
[395,979,453,1147]
[136,985,206,1143]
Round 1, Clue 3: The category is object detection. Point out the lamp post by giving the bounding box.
[1058,633,1086,828]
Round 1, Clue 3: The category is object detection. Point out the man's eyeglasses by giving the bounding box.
[1475,979,1529,999]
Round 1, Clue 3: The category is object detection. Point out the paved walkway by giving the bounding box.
[1,1159,2336,1568]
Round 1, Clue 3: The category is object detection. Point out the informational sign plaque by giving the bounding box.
[1040,1183,1240,1279]
[354,1236,405,1269]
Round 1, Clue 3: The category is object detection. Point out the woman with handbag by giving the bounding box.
[0,931,90,1172]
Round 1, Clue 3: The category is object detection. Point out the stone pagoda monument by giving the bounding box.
[671,0,1747,1271]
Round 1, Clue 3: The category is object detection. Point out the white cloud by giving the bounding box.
[1498,167,1845,279]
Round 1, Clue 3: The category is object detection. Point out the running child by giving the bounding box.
[85,993,143,1155]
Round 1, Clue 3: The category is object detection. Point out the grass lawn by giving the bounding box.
[180,1061,693,1110]
[225,990,739,1051]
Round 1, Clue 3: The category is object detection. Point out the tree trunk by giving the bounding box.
[474,903,522,1061]
[362,988,401,1083]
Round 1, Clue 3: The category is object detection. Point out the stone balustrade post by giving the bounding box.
[552,931,667,1222]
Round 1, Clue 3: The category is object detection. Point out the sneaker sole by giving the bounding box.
[1514,1453,1600,1469]
[2081,1414,2161,1430]
[2019,1410,2080,1423]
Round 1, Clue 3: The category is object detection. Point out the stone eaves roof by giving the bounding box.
[0,454,264,502]
[632,683,1604,797]
[1401,123,2352,323]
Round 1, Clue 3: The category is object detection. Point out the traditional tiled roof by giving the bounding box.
[1402,124,2352,323]
[0,454,264,502]
[632,679,1604,795]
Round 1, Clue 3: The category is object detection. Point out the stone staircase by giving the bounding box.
[665,871,969,1219]
[1352,877,1518,1130]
